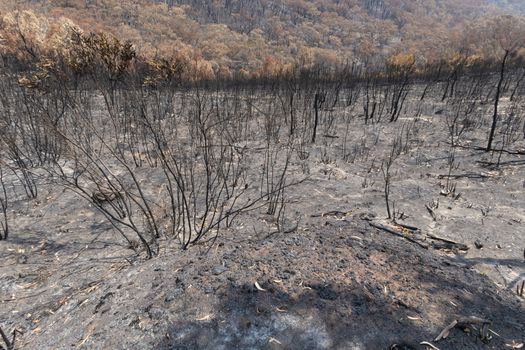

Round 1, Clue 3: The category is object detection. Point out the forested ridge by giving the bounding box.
[1,0,525,78]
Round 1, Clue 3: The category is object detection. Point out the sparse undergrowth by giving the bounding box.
[1,28,525,349]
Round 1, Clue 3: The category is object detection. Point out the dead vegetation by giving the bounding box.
[0,28,524,349]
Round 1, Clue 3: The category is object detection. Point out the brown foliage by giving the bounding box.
[1,1,524,79]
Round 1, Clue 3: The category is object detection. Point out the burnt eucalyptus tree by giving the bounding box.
[385,53,415,123]
[477,16,525,151]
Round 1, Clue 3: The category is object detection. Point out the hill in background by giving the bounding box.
[0,0,524,75]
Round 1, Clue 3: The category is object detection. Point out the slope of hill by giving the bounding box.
[0,1,522,76]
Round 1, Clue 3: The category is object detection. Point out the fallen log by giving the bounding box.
[368,222,429,249]
[427,233,469,251]
[311,210,350,218]
[438,173,489,179]
[435,316,491,342]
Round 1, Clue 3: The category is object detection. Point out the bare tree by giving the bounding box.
[478,16,525,151]
[0,165,8,240]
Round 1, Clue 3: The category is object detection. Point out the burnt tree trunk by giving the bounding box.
[312,91,325,143]
[487,50,510,151]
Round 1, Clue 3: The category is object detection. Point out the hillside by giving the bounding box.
[1,1,525,349]
[1,73,525,349]
[0,0,522,74]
